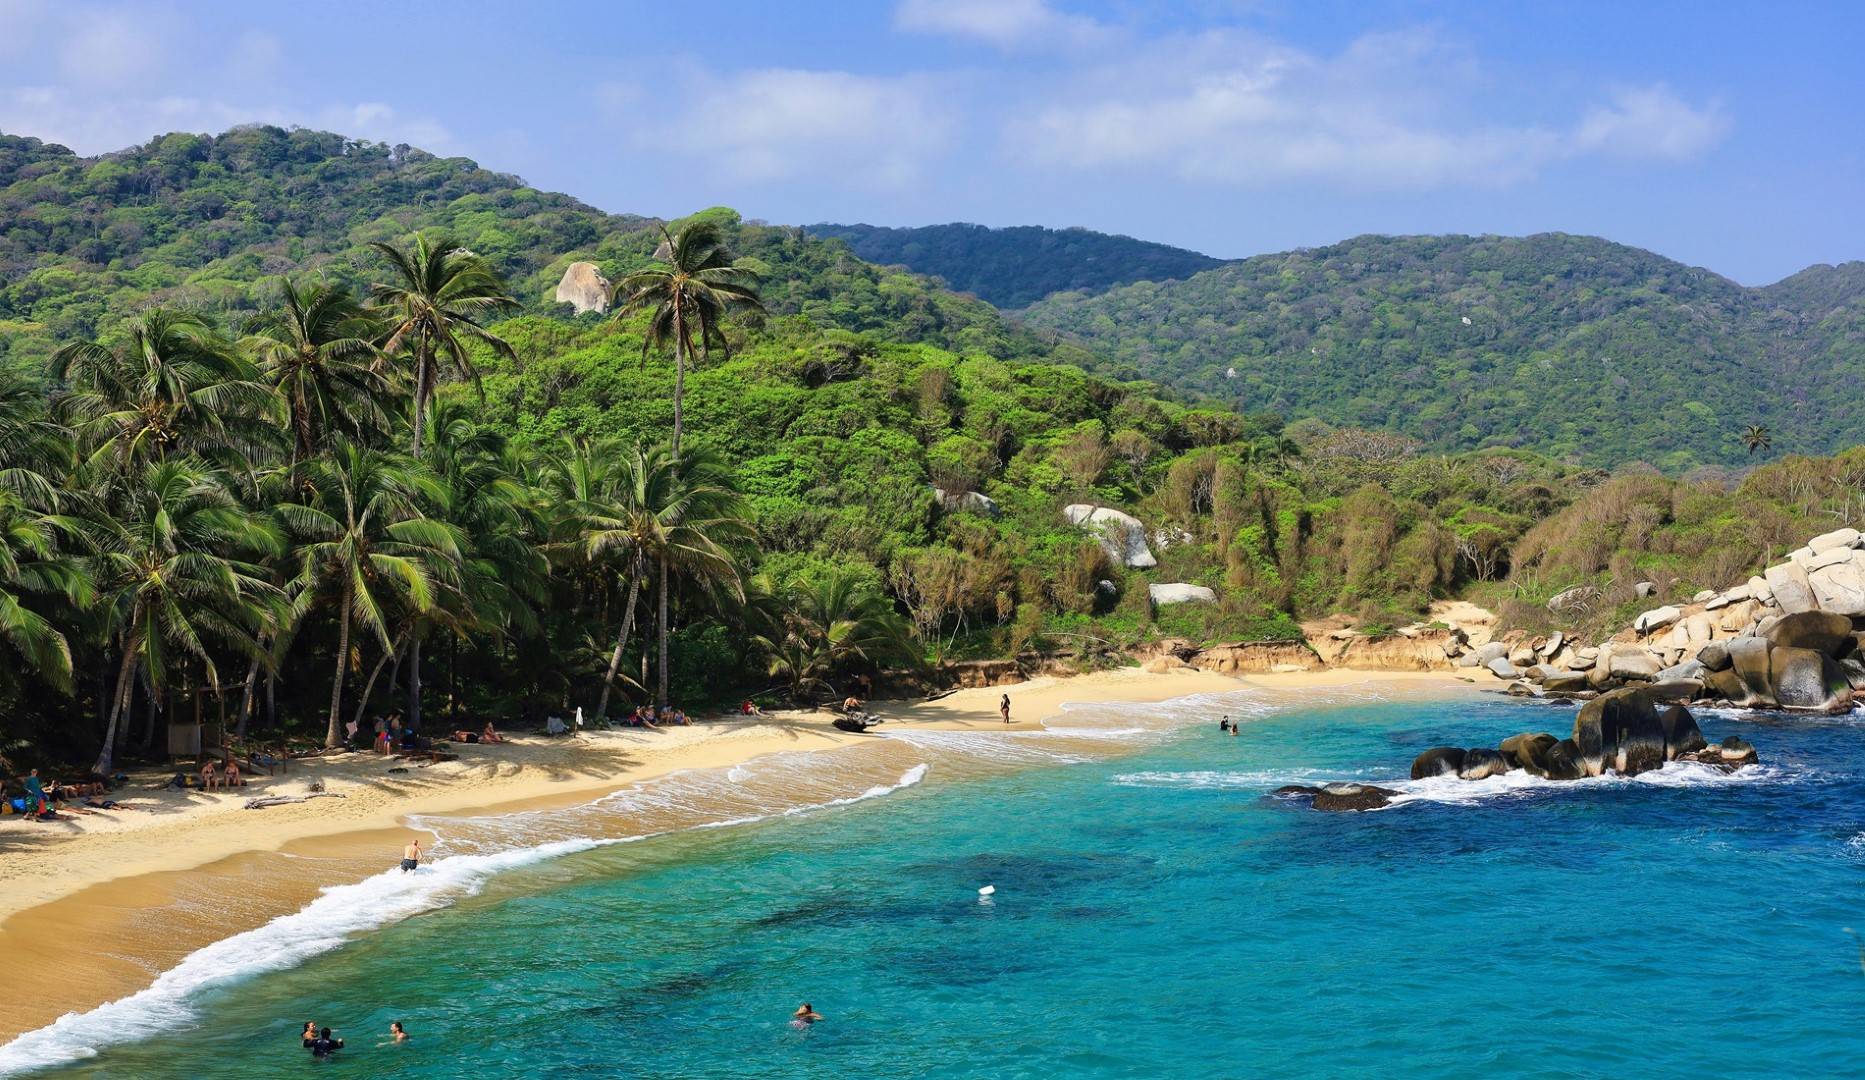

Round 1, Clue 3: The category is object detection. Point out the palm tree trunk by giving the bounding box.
[95,646,138,776]
[657,559,670,712]
[326,582,353,748]
[409,631,423,733]
[353,633,403,731]
[236,653,261,739]
[671,335,686,458]
[265,670,277,730]
[594,573,643,724]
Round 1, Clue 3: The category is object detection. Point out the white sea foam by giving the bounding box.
[0,761,931,1076]
[1111,761,1793,807]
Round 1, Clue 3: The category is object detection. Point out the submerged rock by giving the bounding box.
[1311,783,1397,811]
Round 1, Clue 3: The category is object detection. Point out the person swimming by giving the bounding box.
[307,1027,344,1057]
[1218,718,1229,732]
[301,1021,317,1048]
[791,1003,824,1028]
[389,1021,408,1043]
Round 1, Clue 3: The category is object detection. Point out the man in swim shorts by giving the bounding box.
[401,839,421,872]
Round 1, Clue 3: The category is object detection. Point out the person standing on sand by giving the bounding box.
[23,769,46,815]
[401,839,421,873]
[1000,694,1011,724]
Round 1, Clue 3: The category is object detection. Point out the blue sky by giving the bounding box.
[0,0,1858,284]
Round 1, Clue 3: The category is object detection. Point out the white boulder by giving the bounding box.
[1764,561,1819,614]
[1809,528,1863,554]
[1148,583,1215,606]
[1065,505,1157,569]
[1633,606,1682,634]
[554,261,611,314]
[1809,555,1865,616]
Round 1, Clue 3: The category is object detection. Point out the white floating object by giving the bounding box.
[978,885,995,896]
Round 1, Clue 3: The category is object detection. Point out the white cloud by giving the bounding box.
[1574,84,1729,162]
[647,67,956,190]
[225,29,284,86]
[895,0,1108,51]
[1009,28,1728,190]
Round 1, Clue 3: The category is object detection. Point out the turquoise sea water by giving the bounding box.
[7,683,1865,1078]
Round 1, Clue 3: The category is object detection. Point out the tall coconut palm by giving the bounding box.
[246,279,394,463]
[614,222,766,456]
[279,440,456,748]
[1741,425,1774,457]
[368,233,519,457]
[544,441,750,718]
[420,403,548,714]
[0,489,87,694]
[54,309,280,474]
[370,233,518,732]
[89,460,282,775]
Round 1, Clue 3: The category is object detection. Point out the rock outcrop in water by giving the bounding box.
[1396,693,1756,799]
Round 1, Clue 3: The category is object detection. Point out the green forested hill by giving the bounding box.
[1018,233,1865,469]
[0,127,1089,373]
[805,222,1228,308]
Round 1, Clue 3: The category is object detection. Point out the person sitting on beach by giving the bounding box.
[481,721,506,744]
[224,759,242,788]
[843,696,862,716]
[742,700,766,717]
[672,710,690,726]
[301,1022,318,1048]
[388,1021,408,1043]
[307,1028,344,1057]
[452,728,480,744]
[791,1003,823,1027]
[401,839,421,873]
[200,759,219,792]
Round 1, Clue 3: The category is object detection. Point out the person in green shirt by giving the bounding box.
[23,768,47,815]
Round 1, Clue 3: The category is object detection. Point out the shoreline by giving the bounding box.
[0,666,1474,1045]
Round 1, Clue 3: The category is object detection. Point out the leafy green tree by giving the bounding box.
[615,223,767,455]
[1741,425,1774,457]
[90,461,282,774]
[246,279,393,463]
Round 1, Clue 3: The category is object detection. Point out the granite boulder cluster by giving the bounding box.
[1275,690,1758,812]
[1478,527,1865,714]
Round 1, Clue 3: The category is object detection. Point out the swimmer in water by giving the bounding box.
[1218,718,1229,733]
[1229,720,1239,737]
[792,1003,824,1026]
[389,1021,408,1043]
[301,1021,318,1047]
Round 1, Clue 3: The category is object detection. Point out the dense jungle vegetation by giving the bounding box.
[1016,233,1865,470]
[0,123,1859,775]
[805,222,1227,308]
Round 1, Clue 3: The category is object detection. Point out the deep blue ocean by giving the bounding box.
[7,682,1865,1078]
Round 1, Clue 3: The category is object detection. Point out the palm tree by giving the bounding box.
[279,440,457,748]
[1741,425,1774,457]
[246,279,394,464]
[89,460,282,775]
[614,222,766,456]
[420,403,548,716]
[368,233,519,457]
[0,489,87,693]
[545,441,750,718]
[754,568,918,701]
[369,233,518,731]
[54,309,280,473]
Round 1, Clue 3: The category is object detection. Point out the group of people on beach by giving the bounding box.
[5,767,120,819]
[300,1020,405,1058]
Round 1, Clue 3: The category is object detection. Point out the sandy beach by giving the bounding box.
[0,666,1473,1043]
